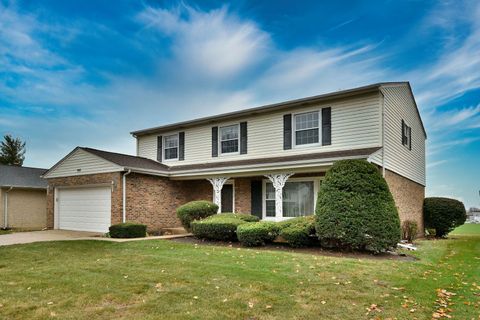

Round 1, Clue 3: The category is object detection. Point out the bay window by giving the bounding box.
[264,179,317,219]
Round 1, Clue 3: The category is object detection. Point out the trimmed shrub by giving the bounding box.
[215,213,260,222]
[315,159,401,253]
[109,222,147,238]
[424,197,466,237]
[401,220,418,242]
[237,221,279,247]
[278,216,317,247]
[176,201,218,231]
[191,215,246,241]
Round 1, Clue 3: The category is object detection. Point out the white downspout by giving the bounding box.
[122,170,131,223]
[381,91,386,178]
[3,187,13,229]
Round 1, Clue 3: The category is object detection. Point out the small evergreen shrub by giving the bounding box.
[109,222,147,238]
[176,201,218,231]
[237,221,279,247]
[401,220,418,242]
[424,197,466,237]
[215,213,260,222]
[191,215,246,241]
[278,216,317,247]
[315,159,401,253]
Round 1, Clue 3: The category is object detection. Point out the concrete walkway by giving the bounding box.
[0,230,102,246]
[0,230,192,246]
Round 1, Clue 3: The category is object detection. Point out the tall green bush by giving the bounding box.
[315,159,401,253]
[424,197,466,237]
[176,201,218,231]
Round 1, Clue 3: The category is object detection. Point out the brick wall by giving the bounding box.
[46,172,122,229]
[384,169,425,237]
[234,178,252,213]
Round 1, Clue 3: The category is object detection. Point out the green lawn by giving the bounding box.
[0,234,479,319]
[451,223,480,235]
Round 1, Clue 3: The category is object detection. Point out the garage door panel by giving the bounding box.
[57,187,111,233]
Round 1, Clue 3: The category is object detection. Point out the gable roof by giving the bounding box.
[0,165,48,188]
[131,81,427,138]
[80,147,169,171]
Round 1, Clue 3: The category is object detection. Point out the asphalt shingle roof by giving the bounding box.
[0,165,48,188]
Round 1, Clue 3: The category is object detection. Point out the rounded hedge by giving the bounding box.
[191,215,246,241]
[215,213,260,222]
[424,197,466,237]
[315,159,401,253]
[278,216,317,247]
[109,222,147,238]
[237,221,279,247]
[176,201,218,231]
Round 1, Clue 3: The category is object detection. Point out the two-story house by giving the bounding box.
[43,82,426,235]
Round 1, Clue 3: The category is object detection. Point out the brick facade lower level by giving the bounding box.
[384,169,425,237]
[47,169,424,235]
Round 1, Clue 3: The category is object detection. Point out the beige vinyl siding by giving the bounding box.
[137,92,382,165]
[44,149,123,178]
[381,85,426,186]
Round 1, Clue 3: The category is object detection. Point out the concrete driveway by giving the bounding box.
[0,230,102,246]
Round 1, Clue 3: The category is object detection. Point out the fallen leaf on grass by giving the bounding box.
[321,301,326,305]
[248,302,254,308]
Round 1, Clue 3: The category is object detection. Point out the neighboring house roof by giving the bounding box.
[131,82,427,138]
[0,164,48,188]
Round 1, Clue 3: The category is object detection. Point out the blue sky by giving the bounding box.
[1,0,479,208]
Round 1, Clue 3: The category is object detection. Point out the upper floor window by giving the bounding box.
[220,124,239,154]
[294,111,319,146]
[164,134,179,160]
[402,120,412,150]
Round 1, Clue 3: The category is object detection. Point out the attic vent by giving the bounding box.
[77,168,82,172]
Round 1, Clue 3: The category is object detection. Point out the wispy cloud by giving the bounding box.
[328,18,357,32]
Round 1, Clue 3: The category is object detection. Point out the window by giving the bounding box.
[265,181,315,218]
[220,124,239,154]
[294,111,319,146]
[164,134,179,160]
[402,120,412,150]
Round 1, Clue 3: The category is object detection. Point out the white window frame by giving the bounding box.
[292,110,321,148]
[261,176,322,221]
[402,120,412,150]
[163,133,179,161]
[219,123,240,156]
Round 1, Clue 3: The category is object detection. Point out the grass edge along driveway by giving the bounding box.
[0,226,479,319]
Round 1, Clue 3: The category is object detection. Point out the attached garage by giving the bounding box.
[44,147,171,232]
[56,187,111,233]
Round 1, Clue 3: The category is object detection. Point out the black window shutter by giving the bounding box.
[178,132,185,160]
[408,126,412,150]
[250,180,263,219]
[157,136,162,162]
[322,107,331,146]
[212,126,218,157]
[240,122,247,154]
[401,120,405,145]
[283,114,292,150]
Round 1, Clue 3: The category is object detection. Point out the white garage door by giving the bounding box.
[57,187,112,233]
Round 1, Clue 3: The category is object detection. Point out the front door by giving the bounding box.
[221,184,234,213]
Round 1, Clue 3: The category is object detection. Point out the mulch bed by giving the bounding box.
[170,236,417,261]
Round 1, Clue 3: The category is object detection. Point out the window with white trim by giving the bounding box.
[294,111,320,146]
[164,134,179,160]
[402,120,412,150]
[265,180,315,218]
[220,124,239,154]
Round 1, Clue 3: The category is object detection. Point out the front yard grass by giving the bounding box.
[0,233,479,319]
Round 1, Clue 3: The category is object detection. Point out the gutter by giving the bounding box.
[380,90,386,178]
[122,170,131,223]
[3,187,13,229]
